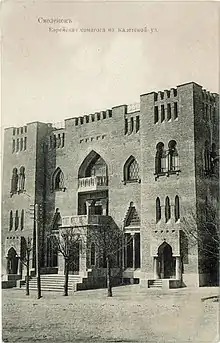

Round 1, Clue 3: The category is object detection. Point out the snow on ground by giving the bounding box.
[2,285,219,343]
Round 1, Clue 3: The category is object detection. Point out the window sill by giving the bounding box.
[123,179,141,185]
[10,190,26,197]
[51,187,66,193]
[154,170,180,180]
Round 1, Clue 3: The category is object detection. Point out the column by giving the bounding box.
[86,200,93,215]
[100,199,108,215]
[175,256,181,280]
[161,254,164,279]
[153,257,159,279]
[17,257,22,276]
[132,233,135,269]
[124,234,128,269]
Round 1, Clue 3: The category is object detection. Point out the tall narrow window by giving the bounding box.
[53,135,57,148]
[57,134,61,148]
[165,197,171,222]
[168,140,179,171]
[18,166,25,192]
[167,104,171,121]
[156,197,161,223]
[204,141,210,174]
[174,102,178,119]
[9,211,13,231]
[206,104,209,121]
[210,143,218,174]
[12,140,15,153]
[161,105,165,122]
[21,127,23,134]
[20,209,24,230]
[62,133,65,147]
[24,137,27,150]
[205,196,208,221]
[124,118,128,134]
[24,126,27,133]
[155,142,167,174]
[11,168,18,195]
[20,138,23,151]
[13,128,16,135]
[16,139,19,152]
[15,210,19,230]
[91,243,96,266]
[130,117,134,133]
[174,195,180,222]
[154,106,159,123]
[136,116,140,133]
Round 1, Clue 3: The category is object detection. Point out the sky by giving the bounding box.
[1,1,219,128]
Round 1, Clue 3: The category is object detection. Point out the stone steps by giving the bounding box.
[19,274,84,293]
[149,280,163,288]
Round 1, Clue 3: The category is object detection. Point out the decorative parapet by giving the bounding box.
[78,176,108,192]
[127,102,140,113]
[61,215,111,227]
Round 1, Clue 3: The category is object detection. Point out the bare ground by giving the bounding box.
[2,285,219,343]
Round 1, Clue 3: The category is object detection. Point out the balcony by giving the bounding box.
[78,176,108,192]
[61,215,111,228]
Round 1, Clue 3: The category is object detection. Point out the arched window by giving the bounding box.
[165,196,171,223]
[156,197,161,223]
[155,142,167,174]
[78,151,108,182]
[91,243,96,266]
[174,196,180,222]
[20,210,24,230]
[10,168,18,195]
[204,140,210,174]
[15,210,19,230]
[52,168,65,191]
[18,166,25,192]
[168,140,179,171]
[9,211,13,231]
[87,156,107,178]
[124,156,139,183]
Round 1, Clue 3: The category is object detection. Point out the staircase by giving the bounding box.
[19,274,84,293]
[148,279,163,288]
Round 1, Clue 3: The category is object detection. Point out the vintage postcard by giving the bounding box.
[1,1,219,342]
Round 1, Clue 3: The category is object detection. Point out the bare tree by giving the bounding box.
[181,203,219,257]
[20,237,33,296]
[49,227,86,296]
[88,223,131,297]
[181,202,219,285]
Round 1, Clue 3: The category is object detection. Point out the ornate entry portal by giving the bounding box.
[158,242,174,279]
[7,247,19,274]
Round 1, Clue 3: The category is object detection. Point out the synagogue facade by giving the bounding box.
[2,81,219,289]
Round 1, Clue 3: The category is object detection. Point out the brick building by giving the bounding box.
[2,81,219,290]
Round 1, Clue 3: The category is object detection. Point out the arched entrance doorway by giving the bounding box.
[7,247,19,274]
[158,242,174,279]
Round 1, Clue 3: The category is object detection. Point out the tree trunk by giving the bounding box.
[106,256,112,297]
[64,259,69,296]
[26,252,30,296]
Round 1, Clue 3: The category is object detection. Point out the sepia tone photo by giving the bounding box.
[1,1,219,342]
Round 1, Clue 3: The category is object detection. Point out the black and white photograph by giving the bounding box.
[1,1,219,342]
